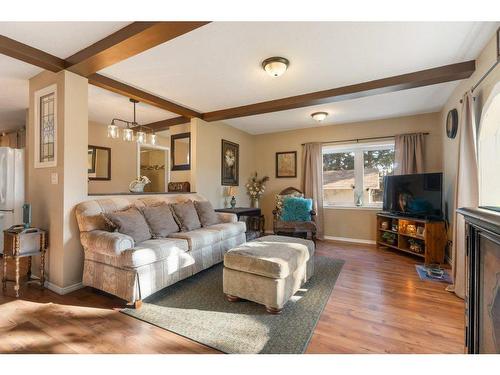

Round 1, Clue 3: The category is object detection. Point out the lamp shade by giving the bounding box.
[228,186,238,196]
[123,128,134,142]
[136,131,146,144]
[107,124,119,139]
[149,133,157,145]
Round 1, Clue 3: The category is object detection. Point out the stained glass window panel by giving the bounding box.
[39,93,55,163]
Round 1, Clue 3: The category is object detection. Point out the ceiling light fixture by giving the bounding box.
[107,98,156,144]
[311,112,328,122]
[262,57,289,77]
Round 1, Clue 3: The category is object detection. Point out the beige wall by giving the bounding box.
[191,118,256,208]
[253,112,443,240]
[88,121,169,194]
[440,33,500,240]
[28,70,88,289]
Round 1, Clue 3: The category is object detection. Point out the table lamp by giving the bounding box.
[228,186,238,208]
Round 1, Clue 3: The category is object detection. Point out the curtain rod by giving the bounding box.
[301,132,429,146]
[460,58,500,103]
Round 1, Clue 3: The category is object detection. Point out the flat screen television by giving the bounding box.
[383,172,443,220]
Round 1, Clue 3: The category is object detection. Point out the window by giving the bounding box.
[34,84,57,168]
[323,141,394,207]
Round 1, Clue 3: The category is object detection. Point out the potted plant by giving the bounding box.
[245,172,269,208]
[382,231,397,245]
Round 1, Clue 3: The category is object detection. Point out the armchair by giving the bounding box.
[272,187,317,243]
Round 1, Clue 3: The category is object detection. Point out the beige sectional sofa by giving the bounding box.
[75,194,246,306]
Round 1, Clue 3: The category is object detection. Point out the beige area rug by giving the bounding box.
[122,256,344,354]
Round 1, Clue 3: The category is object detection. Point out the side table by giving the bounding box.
[215,207,265,240]
[2,226,47,297]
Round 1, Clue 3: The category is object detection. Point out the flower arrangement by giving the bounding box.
[246,172,269,207]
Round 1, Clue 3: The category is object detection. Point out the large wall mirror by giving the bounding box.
[88,145,111,180]
[171,132,191,171]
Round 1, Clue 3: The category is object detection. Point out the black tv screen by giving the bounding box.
[383,173,443,219]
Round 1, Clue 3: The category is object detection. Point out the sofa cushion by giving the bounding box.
[194,200,220,227]
[224,236,311,279]
[105,207,151,243]
[85,237,189,269]
[171,201,202,232]
[169,228,222,251]
[207,222,246,240]
[141,203,179,238]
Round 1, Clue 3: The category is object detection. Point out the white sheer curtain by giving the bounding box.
[447,91,479,299]
[302,143,324,240]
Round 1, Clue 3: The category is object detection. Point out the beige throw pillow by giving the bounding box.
[171,201,202,232]
[141,203,180,238]
[194,200,220,227]
[105,207,151,244]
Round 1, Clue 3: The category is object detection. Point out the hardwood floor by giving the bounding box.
[0,241,465,354]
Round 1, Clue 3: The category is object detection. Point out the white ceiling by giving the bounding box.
[227,81,460,134]
[0,22,130,58]
[100,22,497,114]
[88,85,177,126]
[0,54,41,131]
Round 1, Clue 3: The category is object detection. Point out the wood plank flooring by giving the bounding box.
[0,241,465,354]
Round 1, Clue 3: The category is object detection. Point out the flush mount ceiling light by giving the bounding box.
[107,98,156,144]
[262,57,289,77]
[311,111,329,122]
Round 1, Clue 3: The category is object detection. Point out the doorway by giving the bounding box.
[137,144,170,193]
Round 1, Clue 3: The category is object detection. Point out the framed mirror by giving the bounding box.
[88,145,111,180]
[171,132,191,171]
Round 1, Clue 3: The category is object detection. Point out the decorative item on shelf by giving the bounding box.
[107,98,156,145]
[408,238,424,254]
[406,224,417,235]
[381,221,389,230]
[228,186,238,208]
[355,190,363,207]
[416,226,425,237]
[22,203,32,229]
[382,231,397,245]
[246,172,269,208]
[129,175,151,193]
[392,222,399,232]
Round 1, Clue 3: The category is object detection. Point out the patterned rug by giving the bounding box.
[121,256,344,354]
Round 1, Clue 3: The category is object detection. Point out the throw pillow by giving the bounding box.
[280,196,313,222]
[141,203,180,238]
[171,200,202,232]
[275,192,304,217]
[105,207,151,244]
[194,200,220,227]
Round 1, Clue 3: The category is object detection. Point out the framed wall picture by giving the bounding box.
[221,139,239,186]
[276,151,297,178]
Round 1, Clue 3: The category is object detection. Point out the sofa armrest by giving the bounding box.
[217,212,238,224]
[80,230,134,256]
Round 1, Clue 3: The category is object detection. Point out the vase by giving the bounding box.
[250,198,259,208]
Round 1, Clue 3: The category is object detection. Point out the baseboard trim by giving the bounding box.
[46,281,83,295]
[324,235,376,245]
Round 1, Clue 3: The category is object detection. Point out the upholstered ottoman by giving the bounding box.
[223,235,315,314]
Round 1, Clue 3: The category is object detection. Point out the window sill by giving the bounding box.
[323,205,382,211]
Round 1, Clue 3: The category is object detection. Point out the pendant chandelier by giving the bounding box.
[107,98,156,145]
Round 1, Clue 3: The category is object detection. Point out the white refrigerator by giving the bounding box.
[0,147,25,254]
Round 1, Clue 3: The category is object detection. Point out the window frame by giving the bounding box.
[322,140,395,209]
[34,84,57,169]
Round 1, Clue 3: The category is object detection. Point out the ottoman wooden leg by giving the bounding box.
[266,306,283,315]
[225,294,240,302]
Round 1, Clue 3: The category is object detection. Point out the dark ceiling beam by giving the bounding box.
[0,35,66,72]
[65,21,210,77]
[88,73,201,118]
[202,60,476,122]
[145,116,190,132]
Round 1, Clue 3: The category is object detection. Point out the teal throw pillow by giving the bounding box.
[280,197,313,222]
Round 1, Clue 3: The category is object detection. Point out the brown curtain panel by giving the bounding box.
[302,143,324,239]
[447,91,479,299]
[394,133,425,175]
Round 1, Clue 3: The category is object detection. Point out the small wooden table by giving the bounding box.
[2,226,47,297]
[215,207,265,240]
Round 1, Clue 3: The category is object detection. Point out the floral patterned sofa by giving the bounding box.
[75,194,245,307]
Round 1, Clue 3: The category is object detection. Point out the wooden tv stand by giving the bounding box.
[376,212,446,264]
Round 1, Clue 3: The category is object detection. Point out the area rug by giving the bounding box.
[122,256,344,354]
[415,264,453,283]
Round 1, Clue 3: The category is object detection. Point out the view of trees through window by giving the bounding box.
[323,145,394,206]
